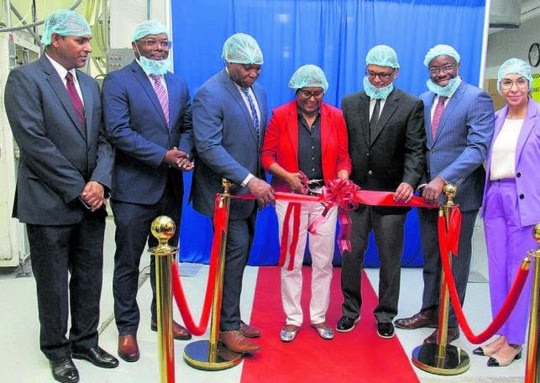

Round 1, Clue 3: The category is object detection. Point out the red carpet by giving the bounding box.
[241,266,419,383]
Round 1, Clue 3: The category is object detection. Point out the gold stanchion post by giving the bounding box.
[411,184,470,375]
[148,216,177,383]
[183,179,243,370]
[525,224,540,383]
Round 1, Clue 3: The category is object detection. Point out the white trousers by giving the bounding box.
[276,200,337,326]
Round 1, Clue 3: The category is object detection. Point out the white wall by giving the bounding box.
[486,15,540,79]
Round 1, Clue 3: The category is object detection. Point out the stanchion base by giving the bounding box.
[411,343,470,375]
[183,340,243,371]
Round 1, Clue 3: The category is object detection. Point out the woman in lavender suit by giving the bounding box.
[476,58,540,367]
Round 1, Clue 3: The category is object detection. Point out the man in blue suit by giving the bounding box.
[395,45,494,344]
[4,10,117,383]
[103,20,193,363]
[191,33,275,354]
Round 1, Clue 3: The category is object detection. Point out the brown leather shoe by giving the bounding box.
[240,321,261,338]
[219,330,260,354]
[118,335,140,362]
[394,309,438,330]
[424,326,460,344]
[151,319,192,341]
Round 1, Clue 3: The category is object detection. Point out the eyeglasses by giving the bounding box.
[428,64,455,75]
[297,89,324,100]
[138,39,172,49]
[500,77,529,90]
[366,69,395,80]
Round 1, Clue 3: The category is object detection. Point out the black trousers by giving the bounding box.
[111,185,182,336]
[340,206,407,323]
[219,207,257,331]
[27,210,105,360]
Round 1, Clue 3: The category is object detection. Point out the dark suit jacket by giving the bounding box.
[261,100,352,192]
[191,69,267,219]
[102,60,193,204]
[420,81,494,212]
[342,88,425,214]
[4,55,113,225]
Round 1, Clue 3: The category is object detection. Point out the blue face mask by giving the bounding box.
[135,45,170,75]
[426,76,462,97]
[363,76,394,100]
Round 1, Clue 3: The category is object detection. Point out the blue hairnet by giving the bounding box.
[366,45,400,68]
[131,19,169,42]
[288,64,329,92]
[41,9,91,45]
[423,44,461,66]
[222,33,264,65]
[497,58,533,94]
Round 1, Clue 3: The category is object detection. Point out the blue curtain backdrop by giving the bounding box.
[171,0,486,267]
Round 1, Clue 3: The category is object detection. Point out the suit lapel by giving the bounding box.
[358,93,370,147]
[78,72,92,139]
[165,72,178,128]
[286,103,299,161]
[131,62,169,132]
[41,56,86,140]
[516,99,537,164]
[221,71,259,144]
[424,93,435,147]
[370,89,399,145]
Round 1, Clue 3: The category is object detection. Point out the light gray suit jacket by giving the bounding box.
[4,55,113,225]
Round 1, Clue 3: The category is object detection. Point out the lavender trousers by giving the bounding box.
[484,178,535,345]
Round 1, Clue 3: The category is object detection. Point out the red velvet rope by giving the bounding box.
[438,212,530,344]
[170,195,224,335]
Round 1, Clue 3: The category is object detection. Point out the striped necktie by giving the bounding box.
[432,96,447,140]
[241,87,259,132]
[150,74,169,126]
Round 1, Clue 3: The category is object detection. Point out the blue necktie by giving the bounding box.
[241,87,260,132]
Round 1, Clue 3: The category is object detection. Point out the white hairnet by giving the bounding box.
[41,9,91,45]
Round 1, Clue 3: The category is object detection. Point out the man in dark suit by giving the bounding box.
[191,33,275,354]
[4,9,117,383]
[102,20,193,363]
[337,45,425,339]
[395,45,494,344]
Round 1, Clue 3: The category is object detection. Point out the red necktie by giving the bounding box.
[431,96,447,140]
[65,72,86,135]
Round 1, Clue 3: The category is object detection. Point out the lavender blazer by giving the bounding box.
[481,98,540,227]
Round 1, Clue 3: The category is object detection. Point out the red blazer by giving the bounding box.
[261,100,352,192]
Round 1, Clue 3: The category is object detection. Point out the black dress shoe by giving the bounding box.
[377,322,395,339]
[50,356,79,383]
[336,316,360,333]
[72,346,119,368]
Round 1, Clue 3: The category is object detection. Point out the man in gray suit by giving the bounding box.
[395,44,494,344]
[337,45,425,339]
[4,10,117,383]
[191,33,275,354]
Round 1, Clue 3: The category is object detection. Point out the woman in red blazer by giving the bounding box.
[261,65,351,342]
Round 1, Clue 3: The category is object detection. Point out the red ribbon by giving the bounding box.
[170,195,224,335]
[437,212,530,344]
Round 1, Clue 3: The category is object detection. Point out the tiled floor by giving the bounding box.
[0,216,530,382]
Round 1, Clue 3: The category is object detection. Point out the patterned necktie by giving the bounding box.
[241,87,260,132]
[369,98,381,143]
[150,74,169,126]
[431,96,447,140]
[65,72,86,135]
